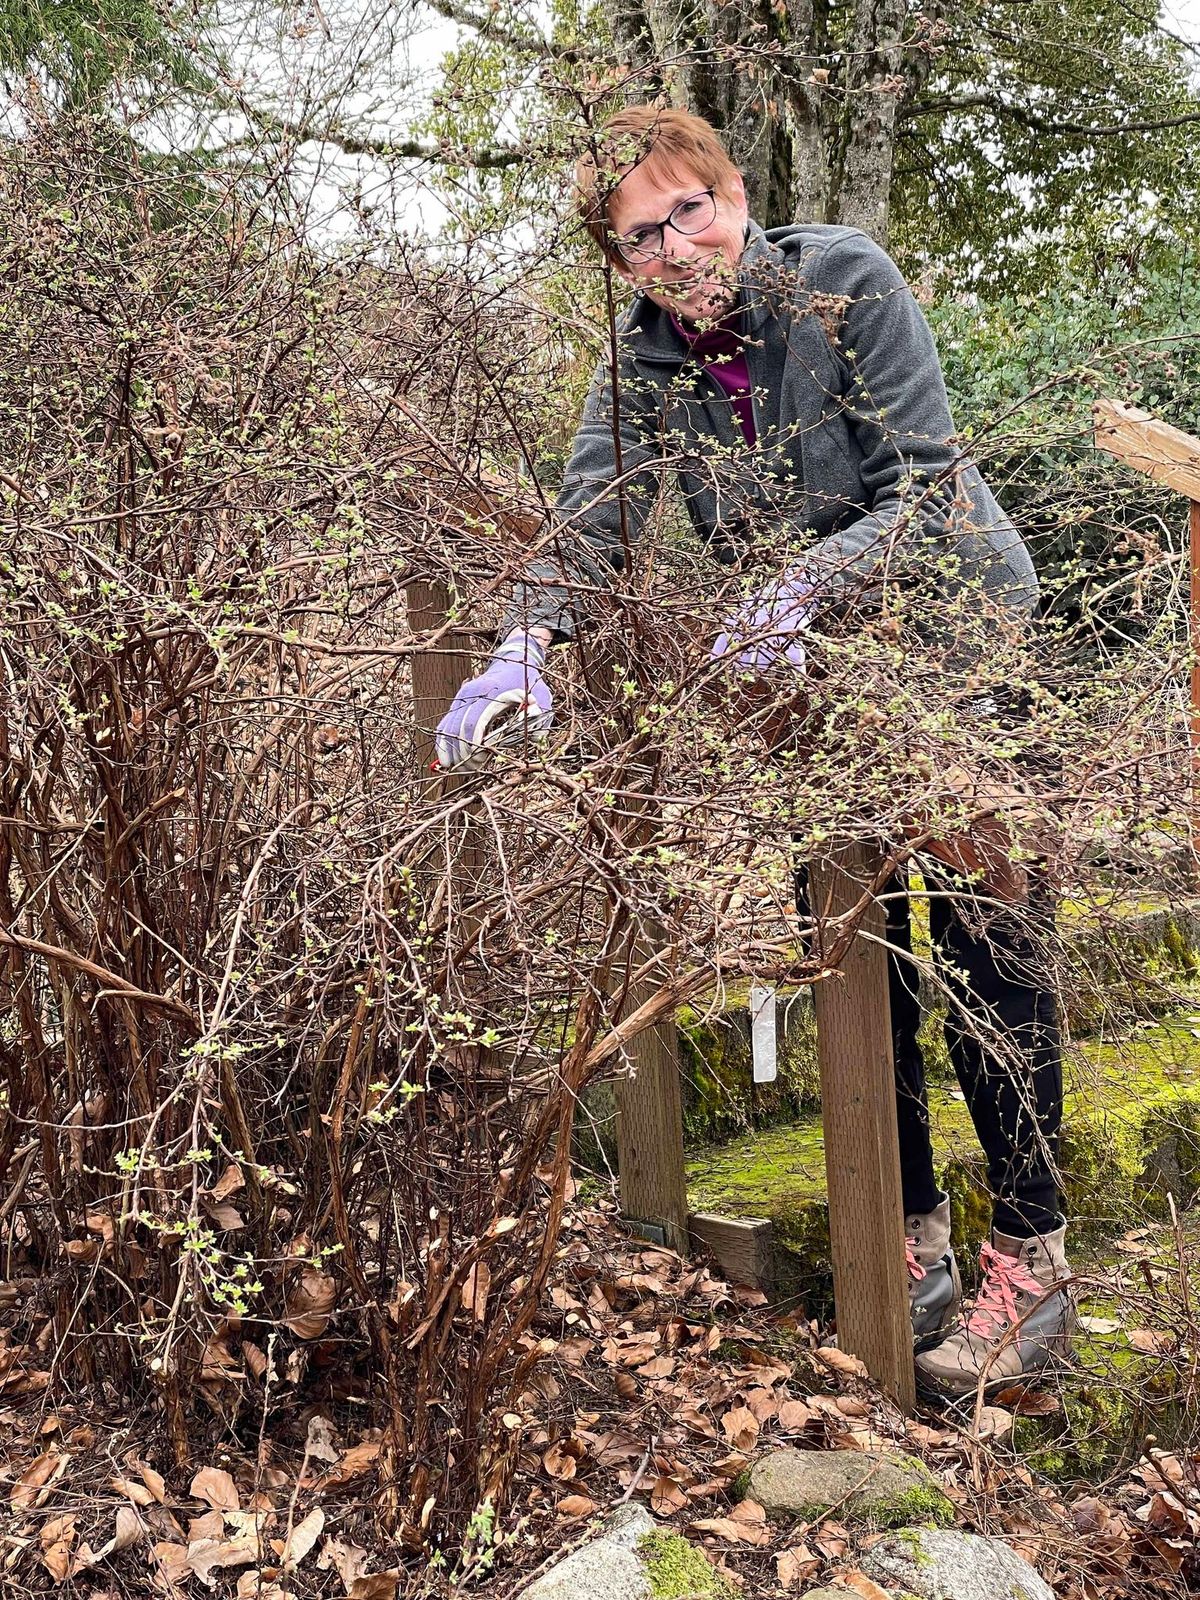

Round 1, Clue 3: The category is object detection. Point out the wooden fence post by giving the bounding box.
[810,843,915,1412]
[612,914,691,1256]
[406,578,478,778]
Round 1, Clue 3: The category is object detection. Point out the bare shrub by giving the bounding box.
[0,103,1194,1566]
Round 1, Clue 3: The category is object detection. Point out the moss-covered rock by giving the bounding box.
[865,1528,1054,1600]
[638,1532,734,1598]
[677,985,820,1144]
[745,1447,953,1530]
[521,1507,732,1600]
[577,895,1200,1173]
[1059,896,1200,1032]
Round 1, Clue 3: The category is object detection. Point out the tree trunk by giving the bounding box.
[831,0,908,243]
[605,0,924,246]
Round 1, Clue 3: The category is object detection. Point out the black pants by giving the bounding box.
[795,861,1064,1239]
[885,866,1063,1238]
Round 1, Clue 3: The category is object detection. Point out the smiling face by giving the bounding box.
[607,161,749,325]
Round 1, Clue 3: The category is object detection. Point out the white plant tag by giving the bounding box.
[750,985,777,1084]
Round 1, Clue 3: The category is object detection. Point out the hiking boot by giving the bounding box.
[915,1221,1075,1400]
[906,1194,962,1341]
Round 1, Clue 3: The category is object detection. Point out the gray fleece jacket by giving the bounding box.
[507,221,1037,640]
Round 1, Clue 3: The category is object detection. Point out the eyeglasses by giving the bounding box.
[611,188,718,265]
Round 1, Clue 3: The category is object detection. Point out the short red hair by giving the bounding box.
[575,105,742,261]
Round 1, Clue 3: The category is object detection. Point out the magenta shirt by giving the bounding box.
[670,309,757,448]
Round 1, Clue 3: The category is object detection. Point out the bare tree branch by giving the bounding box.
[235,99,527,167]
[903,90,1200,138]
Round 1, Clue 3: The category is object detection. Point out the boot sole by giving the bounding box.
[914,1345,1076,1410]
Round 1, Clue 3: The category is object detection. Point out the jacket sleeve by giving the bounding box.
[797,230,1036,615]
[502,349,665,642]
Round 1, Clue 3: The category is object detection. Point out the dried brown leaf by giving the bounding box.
[109,1505,145,1553]
[188,1510,226,1541]
[139,1462,169,1503]
[153,1538,192,1586]
[693,1497,770,1546]
[460,1262,491,1323]
[778,1399,814,1431]
[190,1466,240,1513]
[557,1494,597,1519]
[317,1535,371,1590]
[235,1572,285,1600]
[1078,1315,1120,1335]
[650,1476,689,1514]
[1072,1496,1113,1535]
[39,1514,77,1583]
[973,1406,1014,1442]
[835,1396,870,1418]
[347,1575,400,1600]
[312,1440,381,1491]
[638,1355,676,1379]
[776,1543,819,1589]
[542,1439,584,1482]
[906,1421,948,1448]
[744,1388,778,1422]
[1007,1388,1060,1417]
[210,1163,246,1202]
[679,1403,717,1438]
[1128,1329,1174,1354]
[71,1506,145,1575]
[816,1532,848,1560]
[185,1537,259,1585]
[202,1201,245,1231]
[280,1507,325,1568]
[63,1238,101,1263]
[112,1475,156,1507]
[11,1448,69,1510]
[732,1284,768,1306]
[813,1346,869,1379]
[720,1405,759,1451]
[285,1269,336,1340]
[841,1568,894,1600]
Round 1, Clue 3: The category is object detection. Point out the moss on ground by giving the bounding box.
[638,1532,733,1598]
[580,896,1200,1170]
[687,1011,1200,1298]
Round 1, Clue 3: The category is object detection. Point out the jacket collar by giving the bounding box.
[617,221,784,365]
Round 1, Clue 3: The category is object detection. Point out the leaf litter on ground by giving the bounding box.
[2,1191,1199,1596]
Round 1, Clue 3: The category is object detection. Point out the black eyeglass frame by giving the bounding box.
[610,188,718,266]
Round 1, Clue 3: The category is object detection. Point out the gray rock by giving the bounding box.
[746,1448,953,1528]
[864,1527,1055,1600]
[520,1504,732,1600]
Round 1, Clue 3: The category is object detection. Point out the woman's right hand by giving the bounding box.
[711,572,813,674]
[434,631,554,772]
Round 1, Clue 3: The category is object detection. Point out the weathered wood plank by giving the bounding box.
[614,917,691,1256]
[1093,396,1200,501]
[688,1212,775,1292]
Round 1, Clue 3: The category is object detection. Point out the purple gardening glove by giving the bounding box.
[711,571,813,673]
[434,631,553,772]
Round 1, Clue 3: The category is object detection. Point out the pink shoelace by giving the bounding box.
[905,1238,926,1282]
[966,1242,1044,1336]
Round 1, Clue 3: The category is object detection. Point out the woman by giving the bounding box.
[435,104,1073,1399]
